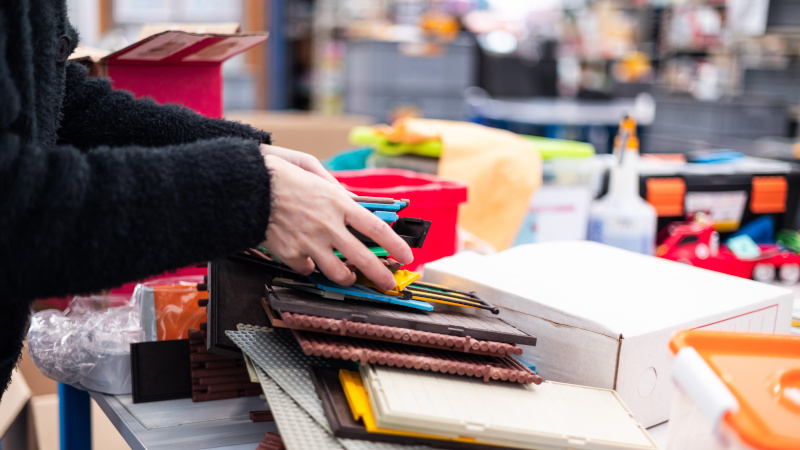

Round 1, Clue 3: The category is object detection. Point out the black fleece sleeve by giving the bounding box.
[57,62,271,150]
[0,35,273,309]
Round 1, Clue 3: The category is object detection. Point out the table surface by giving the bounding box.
[92,390,670,450]
[90,392,277,450]
[92,294,799,450]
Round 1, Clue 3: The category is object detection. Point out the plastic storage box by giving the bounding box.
[667,330,800,450]
[334,169,467,271]
[621,156,800,237]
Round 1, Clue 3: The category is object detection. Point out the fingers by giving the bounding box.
[311,248,357,286]
[334,232,397,290]
[261,158,410,292]
[275,252,316,276]
[261,144,342,187]
[345,205,414,266]
[302,157,342,186]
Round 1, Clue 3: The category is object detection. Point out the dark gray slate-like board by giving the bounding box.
[266,287,536,346]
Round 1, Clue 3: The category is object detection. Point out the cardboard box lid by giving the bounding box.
[136,23,241,41]
[70,23,266,65]
[424,241,792,340]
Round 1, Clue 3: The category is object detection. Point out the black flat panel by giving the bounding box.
[131,340,191,403]
[207,255,276,357]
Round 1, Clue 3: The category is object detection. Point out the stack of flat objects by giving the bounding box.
[263,285,541,384]
[188,325,261,401]
[226,327,655,450]
[225,327,427,450]
[360,364,658,450]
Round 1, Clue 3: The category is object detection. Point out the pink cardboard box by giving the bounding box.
[72,23,267,118]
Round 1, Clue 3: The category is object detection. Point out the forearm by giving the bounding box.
[1,135,271,301]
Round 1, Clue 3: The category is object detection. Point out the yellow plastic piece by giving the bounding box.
[339,370,482,444]
[358,273,482,310]
[356,270,420,296]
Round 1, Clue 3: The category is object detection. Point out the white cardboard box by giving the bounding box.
[424,241,794,427]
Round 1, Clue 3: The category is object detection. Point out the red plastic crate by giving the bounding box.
[334,169,467,271]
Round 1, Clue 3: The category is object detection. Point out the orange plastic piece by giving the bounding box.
[614,116,639,151]
[670,330,800,450]
[153,285,208,341]
[646,177,685,217]
[750,176,787,214]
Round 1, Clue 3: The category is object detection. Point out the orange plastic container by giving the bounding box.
[667,330,800,450]
[142,276,207,341]
[334,169,467,271]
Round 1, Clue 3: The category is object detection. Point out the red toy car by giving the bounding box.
[656,216,800,284]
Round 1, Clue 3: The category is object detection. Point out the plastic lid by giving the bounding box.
[670,330,800,450]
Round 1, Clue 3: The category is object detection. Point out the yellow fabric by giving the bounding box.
[382,118,542,251]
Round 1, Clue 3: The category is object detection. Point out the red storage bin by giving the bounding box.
[334,169,467,271]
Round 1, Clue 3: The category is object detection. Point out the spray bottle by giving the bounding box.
[587,116,657,254]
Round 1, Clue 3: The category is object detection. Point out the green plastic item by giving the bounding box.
[257,245,390,262]
[522,135,595,160]
[349,126,443,158]
[777,229,800,253]
[349,127,594,161]
[334,246,389,259]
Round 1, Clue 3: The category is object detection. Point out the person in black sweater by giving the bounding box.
[0,1,412,400]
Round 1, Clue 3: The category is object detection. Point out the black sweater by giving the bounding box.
[1,1,275,399]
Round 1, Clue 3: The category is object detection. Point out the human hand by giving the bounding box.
[260,155,413,291]
[259,144,345,189]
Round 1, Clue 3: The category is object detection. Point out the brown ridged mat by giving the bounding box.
[263,298,523,358]
[255,432,285,450]
[188,325,262,402]
[291,330,543,385]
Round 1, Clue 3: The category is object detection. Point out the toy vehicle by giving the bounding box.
[656,216,800,284]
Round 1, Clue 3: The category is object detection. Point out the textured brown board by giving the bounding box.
[249,410,275,423]
[309,367,512,450]
[267,287,536,346]
[263,300,523,358]
[294,331,542,384]
[256,431,286,450]
[188,326,261,402]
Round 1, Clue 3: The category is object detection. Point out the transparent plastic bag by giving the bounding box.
[27,292,143,394]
